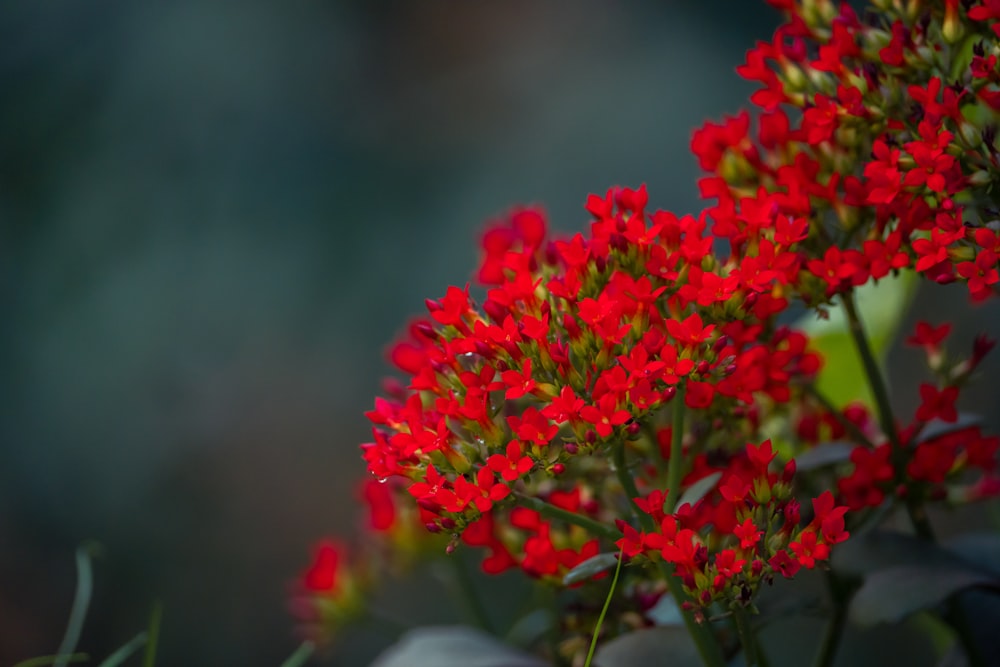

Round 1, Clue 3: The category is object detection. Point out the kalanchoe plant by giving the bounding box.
[293,1,1000,666]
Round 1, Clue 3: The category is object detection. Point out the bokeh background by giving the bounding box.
[2,2,998,665]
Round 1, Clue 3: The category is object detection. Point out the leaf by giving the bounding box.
[563,553,620,586]
[593,626,703,667]
[644,594,684,627]
[55,543,101,667]
[278,641,314,667]
[370,626,549,667]
[504,609,554,648]
[13,655,89,667]
[675,472,723,510]
[796,271,918,409]
[793,441,856,471]
[850,564,1000,626]
[918,413,984,443]
[945,533,1000,577]
[832,530,963,578]
[142,600,162,667]
[98,632,147,667]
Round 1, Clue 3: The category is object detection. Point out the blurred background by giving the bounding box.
[1,1,997,665]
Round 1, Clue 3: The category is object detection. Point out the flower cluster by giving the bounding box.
[695,0,1000,304]
[618,440,848,614]
[293,2,1000,663]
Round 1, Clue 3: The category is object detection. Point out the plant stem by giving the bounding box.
[278,641,315,667]
[811,571,852,667]
[661,565,728,667]
[802,383,876,449]
[839,291,934,541]
[614,438,654,532]
[584,547,625,667]
[733,607,761,667]
[651,383,726,667]
[56,544,98,667]
[513,492,620,541]
[665,383,687,513]
[839,292,900,454]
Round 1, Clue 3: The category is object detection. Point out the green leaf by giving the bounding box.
[593,626,703,667]
[644,594,684,627]
[850,564,1000,626]
[945,533,1000,577]
[98,633,147,667]
[793,441,856,471]
[13,654,89,667]
[563,553,620,586]
[504,609,554,649]
[279,641,314,667]
[676,472,723,510]
[370,627,548,667]
[55,543,102,667]
[796,271,918,409]
[832,530,974,580]
[918,414,984,443]
[142,600,162,667]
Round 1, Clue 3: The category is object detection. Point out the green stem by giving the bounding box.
[583,547,625,667]
[513,493,620,541]
[142,600,161,667]
[811,571,852,667]
[661,566,727,667]
[802,383,876,449]
[278,641,315,667]
[665,382,687,514]
[56,545,99,667]
[733,607,761,667]
[614,438,654,532]
[839,292,900,454]
[447,552,495,634]
[840,292,934,541]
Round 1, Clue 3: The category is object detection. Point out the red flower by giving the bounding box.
[502,358,537,400]
[769,549,801,578]
[487,440,535,482]
[302,540,346,593]
[916,384,959,423]
[580,393,632,438]
[734,517,763,550]
[789,530,829,569]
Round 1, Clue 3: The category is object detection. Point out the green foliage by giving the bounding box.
[797,271,918,410]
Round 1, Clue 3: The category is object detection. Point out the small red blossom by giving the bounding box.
[916,384,959,423]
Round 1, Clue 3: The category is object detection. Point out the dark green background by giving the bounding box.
[1,2,996,665]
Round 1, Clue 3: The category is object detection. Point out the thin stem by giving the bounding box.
[839,292,901,454]
[513,493,620,541]
[278,641,315,667]
[733,607,761,667]
[614,438,654,532]
[583,547,625,667]
[802,383,876,449]
[56,544,98,667]
[447,552,495,634]
[811,571,852,667]
[665,382,687,514]
[661,566,728,667]
[142,600,161,667]
[840,291,935,541]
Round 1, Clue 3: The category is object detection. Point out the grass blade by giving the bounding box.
[142,601,162,667]
[98,633,147,667]
[55,544,100,667]
[280,641,315,667]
